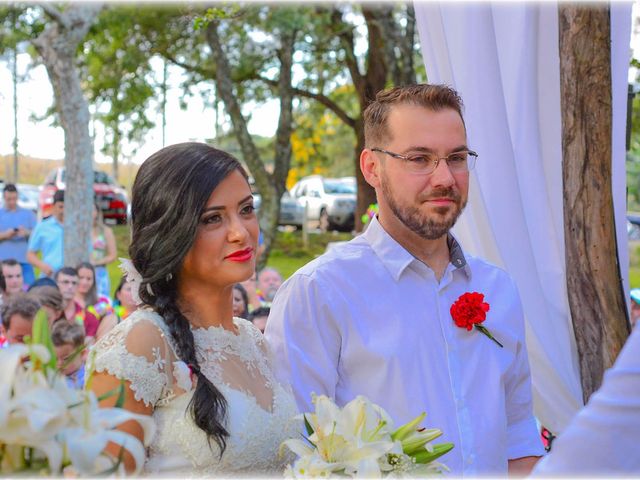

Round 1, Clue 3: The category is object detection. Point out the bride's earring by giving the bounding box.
[166,273,173,282]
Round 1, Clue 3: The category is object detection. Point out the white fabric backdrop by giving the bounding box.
[415,1,631,434]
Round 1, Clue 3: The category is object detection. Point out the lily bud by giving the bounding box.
[402,428,444,455]
[391,412,426,441]
[413,442,455,464]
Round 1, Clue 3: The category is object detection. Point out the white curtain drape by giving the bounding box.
[415,1,631,434]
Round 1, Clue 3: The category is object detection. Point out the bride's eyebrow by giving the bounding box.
[201,195,254,214]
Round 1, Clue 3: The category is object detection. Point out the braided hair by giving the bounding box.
[129,142,248,454]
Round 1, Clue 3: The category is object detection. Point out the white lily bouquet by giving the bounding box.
[282,395,453,478]
[0,312,154,476]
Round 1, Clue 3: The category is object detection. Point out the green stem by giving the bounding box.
[475,324,504,348]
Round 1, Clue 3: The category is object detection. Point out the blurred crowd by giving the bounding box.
[0,182,284,386]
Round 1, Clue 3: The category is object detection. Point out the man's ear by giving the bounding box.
[360,149,381,189]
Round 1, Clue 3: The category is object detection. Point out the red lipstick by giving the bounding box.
[225,247,253,262]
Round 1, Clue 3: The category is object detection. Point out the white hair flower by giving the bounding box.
[118,257,144,306]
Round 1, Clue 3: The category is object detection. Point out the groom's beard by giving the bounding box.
[381,177,466,240]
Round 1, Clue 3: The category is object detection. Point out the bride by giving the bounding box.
[89,142,299,475]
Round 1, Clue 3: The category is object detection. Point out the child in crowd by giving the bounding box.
[51,320,86,389]
[0,293,40,345]
[29,285,65,326]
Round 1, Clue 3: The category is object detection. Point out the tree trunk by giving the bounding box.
[12,41,18,183]
[206,19,296,268]
[33,4,102,267]
[353,6,389,232]
[113,126,120,182]
[558,4,630,403]
[161,59,168,147]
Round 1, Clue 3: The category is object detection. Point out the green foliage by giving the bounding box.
[193,4,241,31]
[290,85,357,182]
[0,6,44,55]
[628,70,640,211]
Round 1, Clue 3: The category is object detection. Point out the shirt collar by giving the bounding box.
[363,216,471,281]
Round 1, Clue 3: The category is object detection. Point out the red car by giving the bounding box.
[40,168,129,224]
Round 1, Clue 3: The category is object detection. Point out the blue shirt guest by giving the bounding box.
[266,84,545,476]
[27,189,65,278]
[0,184,37,285]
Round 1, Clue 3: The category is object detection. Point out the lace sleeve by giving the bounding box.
[90,310,177,407]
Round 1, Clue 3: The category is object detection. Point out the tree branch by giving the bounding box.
[258,75,356,129]
[39,3,70,29]
[156,49,214,79]
[330,7,363,94]
[272,27,296,197]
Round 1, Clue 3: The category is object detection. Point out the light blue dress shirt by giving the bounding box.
[266,216,545,476]
[27,216,64,274]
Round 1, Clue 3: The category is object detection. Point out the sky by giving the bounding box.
[1,3,639,168]
[0,47,280,165]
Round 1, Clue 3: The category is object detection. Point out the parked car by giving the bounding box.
[251,190,305,229]
[628,214,640,240]
[278,190,304,228]
[39,168,128,224]
[289,175,356,232]
[17,184,40,213]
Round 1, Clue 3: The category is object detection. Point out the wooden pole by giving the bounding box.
[558,3,630,403]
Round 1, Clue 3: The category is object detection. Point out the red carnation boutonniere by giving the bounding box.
[450,292,503,348]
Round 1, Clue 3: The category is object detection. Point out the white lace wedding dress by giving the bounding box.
[90,308,300,476]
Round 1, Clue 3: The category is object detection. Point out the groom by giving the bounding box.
[265,84,544,476]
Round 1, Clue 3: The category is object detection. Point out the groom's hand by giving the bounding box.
[508,456,540,477]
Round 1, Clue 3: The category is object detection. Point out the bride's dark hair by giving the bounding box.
[129,142,248,454]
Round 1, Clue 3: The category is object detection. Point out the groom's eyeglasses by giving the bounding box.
[371,148,478,175]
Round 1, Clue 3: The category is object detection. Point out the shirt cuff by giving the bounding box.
[507,416,546,460]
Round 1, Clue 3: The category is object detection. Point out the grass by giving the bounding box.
[268,230,353,278]
[105,225,353,290]
[628,241,640,289]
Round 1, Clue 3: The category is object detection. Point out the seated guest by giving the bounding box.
[96,275,138,339]
[76,262,117,330]
[0,293,40,345]
[248,306,270,333]
[241,269,261,311]
[55,266,99,341]
[29,285,65,326]
[257,267,283,304]
[112,275,138,322]
[51,320,87,389]
[233,283,250,319]
[1,259,25,300]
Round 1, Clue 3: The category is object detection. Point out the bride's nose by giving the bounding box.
[227,214,250,243]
